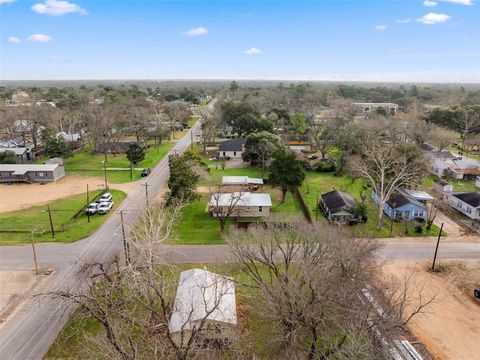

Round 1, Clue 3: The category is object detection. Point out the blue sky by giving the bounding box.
[1,0,479,82]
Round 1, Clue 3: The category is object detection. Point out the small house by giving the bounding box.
[321,190,357,224]
[353,102,399,116]
[222,176,263,187]
[218,138,245,159]
[56,131,81,143]
[169,269,237,347]
[434,179,453,193]
[0,163,65,183]
[443,192,480,220]
[208,192,272,217]
[0,147,32,163]
[372,190,428,221]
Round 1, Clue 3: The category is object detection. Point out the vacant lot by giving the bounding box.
[382,260,480,360]
[0,189,126,246]
[62,141,173,183]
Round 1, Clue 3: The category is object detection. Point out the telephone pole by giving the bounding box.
[103,160,108,190]
[31,230,39,275]
[120,210,130,265]
[431,222,444,272]
[141,182,150,208]
[86,184,90,223]
[190,130,194,150]
[47,205,55,238]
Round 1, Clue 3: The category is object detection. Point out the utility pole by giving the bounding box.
[31,230,39,275]
[316,195,319,221]
[47,205,55,238]
[431,222,444,272]
[120,210,130,265]
[103,160,108,190]
[86,184,90,223]
[141,183,150,208]
[190,130,194,150]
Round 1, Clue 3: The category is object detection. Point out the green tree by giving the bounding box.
[45,136,72,158]
[287,113,307,134]
[242,132,281,177]
[268,149,305,203]
[220,101,273,137]
[375,107,387,116]
[126,143,145,179]
[167,151,206,204]
[0,150,19,164]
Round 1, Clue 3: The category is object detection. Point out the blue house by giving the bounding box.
[372,189,431,221]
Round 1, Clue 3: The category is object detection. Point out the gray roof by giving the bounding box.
[209,192,272,207]
[0,164,59,175]
[451,192,480,207]
[219,138,245,152]
[321,190,356,214]
[0,147,28,155]
[353,102,398,107]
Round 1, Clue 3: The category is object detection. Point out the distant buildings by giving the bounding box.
[169,269,237,347]
[353,102,399,116]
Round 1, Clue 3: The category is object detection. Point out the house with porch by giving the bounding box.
[320,190,357,224]
[0,163,65,183]
[372,189,430,221]
[208,192,272,218]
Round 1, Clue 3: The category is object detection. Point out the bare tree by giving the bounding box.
[198,106,218,153]
[428,126,456,151]
[349,140,426,229]
[208,186,246,232]
[162,101,191,140]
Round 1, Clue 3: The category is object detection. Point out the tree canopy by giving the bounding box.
[268,149,305,202]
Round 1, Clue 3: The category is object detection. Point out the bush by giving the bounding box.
[315,161,336,173]
[414,223,423,233]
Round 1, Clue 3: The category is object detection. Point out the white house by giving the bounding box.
[56,131,81,142]
[222,176,263,186]
[208,192,272,217]
[443,192,480,220]
[353,102,399,116]
[169,269,237,347]
[434,179,453,193]
[0,164,65,183]
[218,138,245,159]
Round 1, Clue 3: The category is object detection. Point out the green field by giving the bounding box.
[61,141,173,183]
[301,172,444,238]
[0,190,126,246]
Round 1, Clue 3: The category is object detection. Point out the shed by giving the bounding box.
[434,179,453,193]
[169,269,237,347]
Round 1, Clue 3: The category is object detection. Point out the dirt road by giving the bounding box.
[383,260,480,360]
[0,175,139,213]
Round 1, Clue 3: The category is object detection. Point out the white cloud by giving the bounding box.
[417,13,451,24]
[439,0,473,5]
[31,0,87,16]
[6,36,21,44]
[374,24,387,31]
[423,0,438,7]
[244,47,261,55]
[28,34,52,42]
[396,18,412,24]
[0,0,17,4]
[183,26,208,36]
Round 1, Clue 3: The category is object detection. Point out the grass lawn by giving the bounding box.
[168,194,232,245]
[422,174,478,192]
[0,189,126,246]
[301,172,444,238]
[59,141,173,183]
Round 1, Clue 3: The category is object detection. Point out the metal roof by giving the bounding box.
[222,176,263,185]
[0,147,28,155]
[169,269,237,333]
[401,189,434,201]
[0,164,59,175]
[209,192,272,207]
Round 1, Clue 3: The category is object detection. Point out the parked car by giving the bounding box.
[97,201,113,215]
[141,168,151,177]
[85,202,99,215]
[474,288,480,300]
[100,192,113,202]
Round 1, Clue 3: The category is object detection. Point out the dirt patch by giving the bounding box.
[0,175,138,213]
[382,260,480,360]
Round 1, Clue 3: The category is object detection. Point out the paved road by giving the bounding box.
[0,111,205,359]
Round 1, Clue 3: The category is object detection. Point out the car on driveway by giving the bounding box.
[100,192,113,202]
[85,202,99,215]
[97,201,113,215]
[141,168,151,177]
